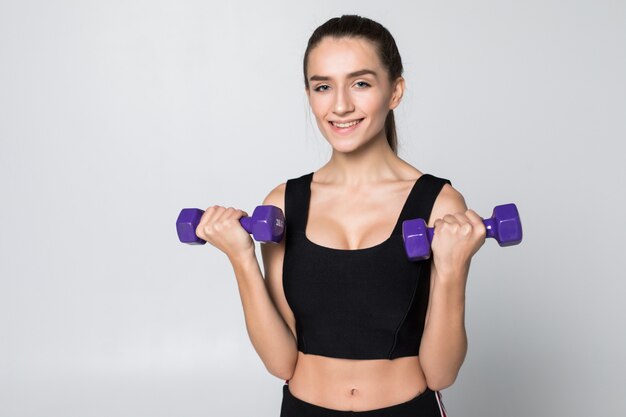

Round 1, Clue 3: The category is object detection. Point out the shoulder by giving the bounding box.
[262,171,313,211]
[262,181,287,213]
[428,176,468,227]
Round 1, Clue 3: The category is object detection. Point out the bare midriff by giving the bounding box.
[286,351,428,412]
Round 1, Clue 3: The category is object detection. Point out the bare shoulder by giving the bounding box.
[428,181,468,228]
[262,181,287,212]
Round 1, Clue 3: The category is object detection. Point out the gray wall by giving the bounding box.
[1,1,624,416]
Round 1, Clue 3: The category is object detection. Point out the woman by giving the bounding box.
[196,15,486,416]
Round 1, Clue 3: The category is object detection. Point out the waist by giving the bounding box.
[287,352,428,410]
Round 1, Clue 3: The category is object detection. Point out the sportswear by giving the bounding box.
[282,172,451,360]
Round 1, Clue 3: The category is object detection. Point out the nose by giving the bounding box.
[332,87,354,115]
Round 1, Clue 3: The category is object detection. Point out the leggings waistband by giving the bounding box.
[280,383,447,417]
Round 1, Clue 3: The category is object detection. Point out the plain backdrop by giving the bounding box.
[1,1,624,416]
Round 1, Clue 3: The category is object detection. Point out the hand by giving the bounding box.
[430,209,486,278]
[195,205,255,260]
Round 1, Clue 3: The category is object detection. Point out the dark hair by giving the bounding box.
[303,15,404,154]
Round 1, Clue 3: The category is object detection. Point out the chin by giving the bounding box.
[328,140,365,154]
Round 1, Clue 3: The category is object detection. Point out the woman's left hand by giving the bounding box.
[430,209,487,279]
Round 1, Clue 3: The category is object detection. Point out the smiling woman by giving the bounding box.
[259,15,480,417]
[200,14,485,417]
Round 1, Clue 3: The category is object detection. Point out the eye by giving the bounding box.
[355,81,370,88]
[313,84,330,92]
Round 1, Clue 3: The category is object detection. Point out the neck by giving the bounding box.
[323,130,401,186]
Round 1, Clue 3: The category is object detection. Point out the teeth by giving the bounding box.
[332,119,361,128]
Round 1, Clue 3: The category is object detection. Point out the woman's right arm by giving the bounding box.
[228,182,298,381]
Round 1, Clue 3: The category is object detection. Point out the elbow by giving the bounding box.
[422,356,462,391]
[276,368,295,382]
[265,349,298,381]
[426,378,456,391]
[268,363,296,381]
[425,371,458,392]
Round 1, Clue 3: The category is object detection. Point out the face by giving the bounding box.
[305,36,404,153]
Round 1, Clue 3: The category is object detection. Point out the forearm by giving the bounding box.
[229,253,298,380]
[418,268,468,390]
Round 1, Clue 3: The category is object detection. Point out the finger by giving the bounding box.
[443,214,459,226]
[203,205,219,218]
[233,209,248,221]
[219,208,248,228]
[464,209,487,239]
[199,205,219,227]
[435,217,456,235]
[452,212,473,234]
[453,212,471,225]
[232,208,249,219]
[197,206,219,238]
[208,203,222,214]
[215,206,237,222]
[465,209,484,227]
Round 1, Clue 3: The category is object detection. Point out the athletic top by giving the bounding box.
[282,171,452,360]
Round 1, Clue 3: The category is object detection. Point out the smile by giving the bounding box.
[329,118,364,129]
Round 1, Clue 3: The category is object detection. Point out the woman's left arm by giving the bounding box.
[418,184,486,391]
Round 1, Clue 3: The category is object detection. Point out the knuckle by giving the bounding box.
[196,224,208,238]
[469,210,482,222]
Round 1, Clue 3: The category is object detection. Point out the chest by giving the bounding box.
[305,184,415,251]
[282,233,427,322]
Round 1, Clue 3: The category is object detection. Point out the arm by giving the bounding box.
[418,184,486,391]
[228,183,298,380]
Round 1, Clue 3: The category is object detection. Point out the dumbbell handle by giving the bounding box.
[424,217,500,243]
[238,216,254,235]
[176,205,285,245]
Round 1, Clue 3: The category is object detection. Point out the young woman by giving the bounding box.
[195,15,486,417]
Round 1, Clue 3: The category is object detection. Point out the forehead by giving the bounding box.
[307,37,383,77]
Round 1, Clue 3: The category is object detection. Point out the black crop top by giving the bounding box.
[282,171,452,360]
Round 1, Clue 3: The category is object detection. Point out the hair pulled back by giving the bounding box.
[303,15,404,154]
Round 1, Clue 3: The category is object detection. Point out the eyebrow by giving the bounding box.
[309,69,378,82]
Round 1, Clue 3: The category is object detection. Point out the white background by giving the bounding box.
[1,1,624,416]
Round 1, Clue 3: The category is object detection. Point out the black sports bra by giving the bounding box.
[282,171,452,360]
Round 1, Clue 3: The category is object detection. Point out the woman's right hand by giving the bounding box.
[195,205,255,261]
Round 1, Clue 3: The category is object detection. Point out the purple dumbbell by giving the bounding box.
[176,205,285,245]
[402,203,522,262]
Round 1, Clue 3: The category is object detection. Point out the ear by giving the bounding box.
[388,76,405,110]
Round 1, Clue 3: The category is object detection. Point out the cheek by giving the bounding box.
[354,90,386,110]
[308,96,330,118]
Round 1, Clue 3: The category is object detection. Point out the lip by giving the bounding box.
[328,118,364,135]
